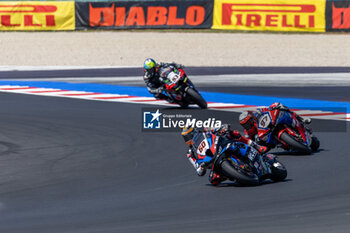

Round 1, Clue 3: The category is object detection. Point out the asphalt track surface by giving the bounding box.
[0,68,350,233]
[2,67,350,102]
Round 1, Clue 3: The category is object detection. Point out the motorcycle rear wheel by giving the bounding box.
[280,132,312,154]
[221,160,259,186]
[186,88,207,109]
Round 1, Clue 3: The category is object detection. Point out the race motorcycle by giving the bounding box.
[256,108,320,154]
[192,129,287,185]
[160,67,207,109]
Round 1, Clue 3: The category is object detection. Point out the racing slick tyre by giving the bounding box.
[280,132,312,155]
[310,136,320,152]
[186,88,207,109]
[221,160,259,186]
[269,160,287,182]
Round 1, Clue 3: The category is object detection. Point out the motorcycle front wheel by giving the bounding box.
[186,88,207,109]
[280,132,312,154]
[310,136,320,151]
[221,160,259,186]
[269,160,287,182]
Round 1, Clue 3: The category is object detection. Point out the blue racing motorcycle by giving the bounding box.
[192,130,287,185]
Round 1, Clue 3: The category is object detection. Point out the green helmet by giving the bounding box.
[144,58,156,70]
[143,58,156,77]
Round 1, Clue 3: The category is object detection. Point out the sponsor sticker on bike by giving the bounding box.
[168,72,181,84]
[247,148,258,161]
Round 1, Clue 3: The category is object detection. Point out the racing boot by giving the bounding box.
[305,118,312,124]
[155,93,173,103]
[187,153,206,176]
[164,96,176,104]
[196,162,207,176]
[296,115,311,124]
[178,101,189,108]
[208,170,227,186]
[302,117,312,124]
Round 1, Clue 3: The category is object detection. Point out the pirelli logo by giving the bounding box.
[0,5,56,27]
[0,2,75,31]
[222,4,316,27]
[213,0,326,32]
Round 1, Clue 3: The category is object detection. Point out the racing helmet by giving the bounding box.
[143,58,156,76]
[239,111,256,131]
[269,102,288,111]
[269,102,280,109]
[181,127,195,147]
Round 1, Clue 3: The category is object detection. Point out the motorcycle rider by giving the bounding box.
[182,124,267,186]
[143,58,184,102]
[239,102,312,145]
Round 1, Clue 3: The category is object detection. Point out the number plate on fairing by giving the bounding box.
[258,112,272,129]
[167,72,180,85]
[197,139,209,156]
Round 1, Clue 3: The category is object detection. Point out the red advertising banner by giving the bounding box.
[326,0,350,31]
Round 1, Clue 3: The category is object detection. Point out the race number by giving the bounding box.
[258,113,272,129]
[197,139,209,156]
[167,72,180,84]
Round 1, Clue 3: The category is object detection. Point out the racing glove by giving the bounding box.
[148,87,164,94]
[248,140,268,154]
[214,124,230,136]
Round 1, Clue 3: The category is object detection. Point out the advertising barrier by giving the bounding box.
[75,0,213,29]
[0,1,75,31]
[212,0,326,32]
[326,0,350,31]
[0,0,348,33]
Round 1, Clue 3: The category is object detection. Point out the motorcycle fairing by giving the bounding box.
[193,132,216,164]
[277,113,310,147]
[226,143,265,177]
